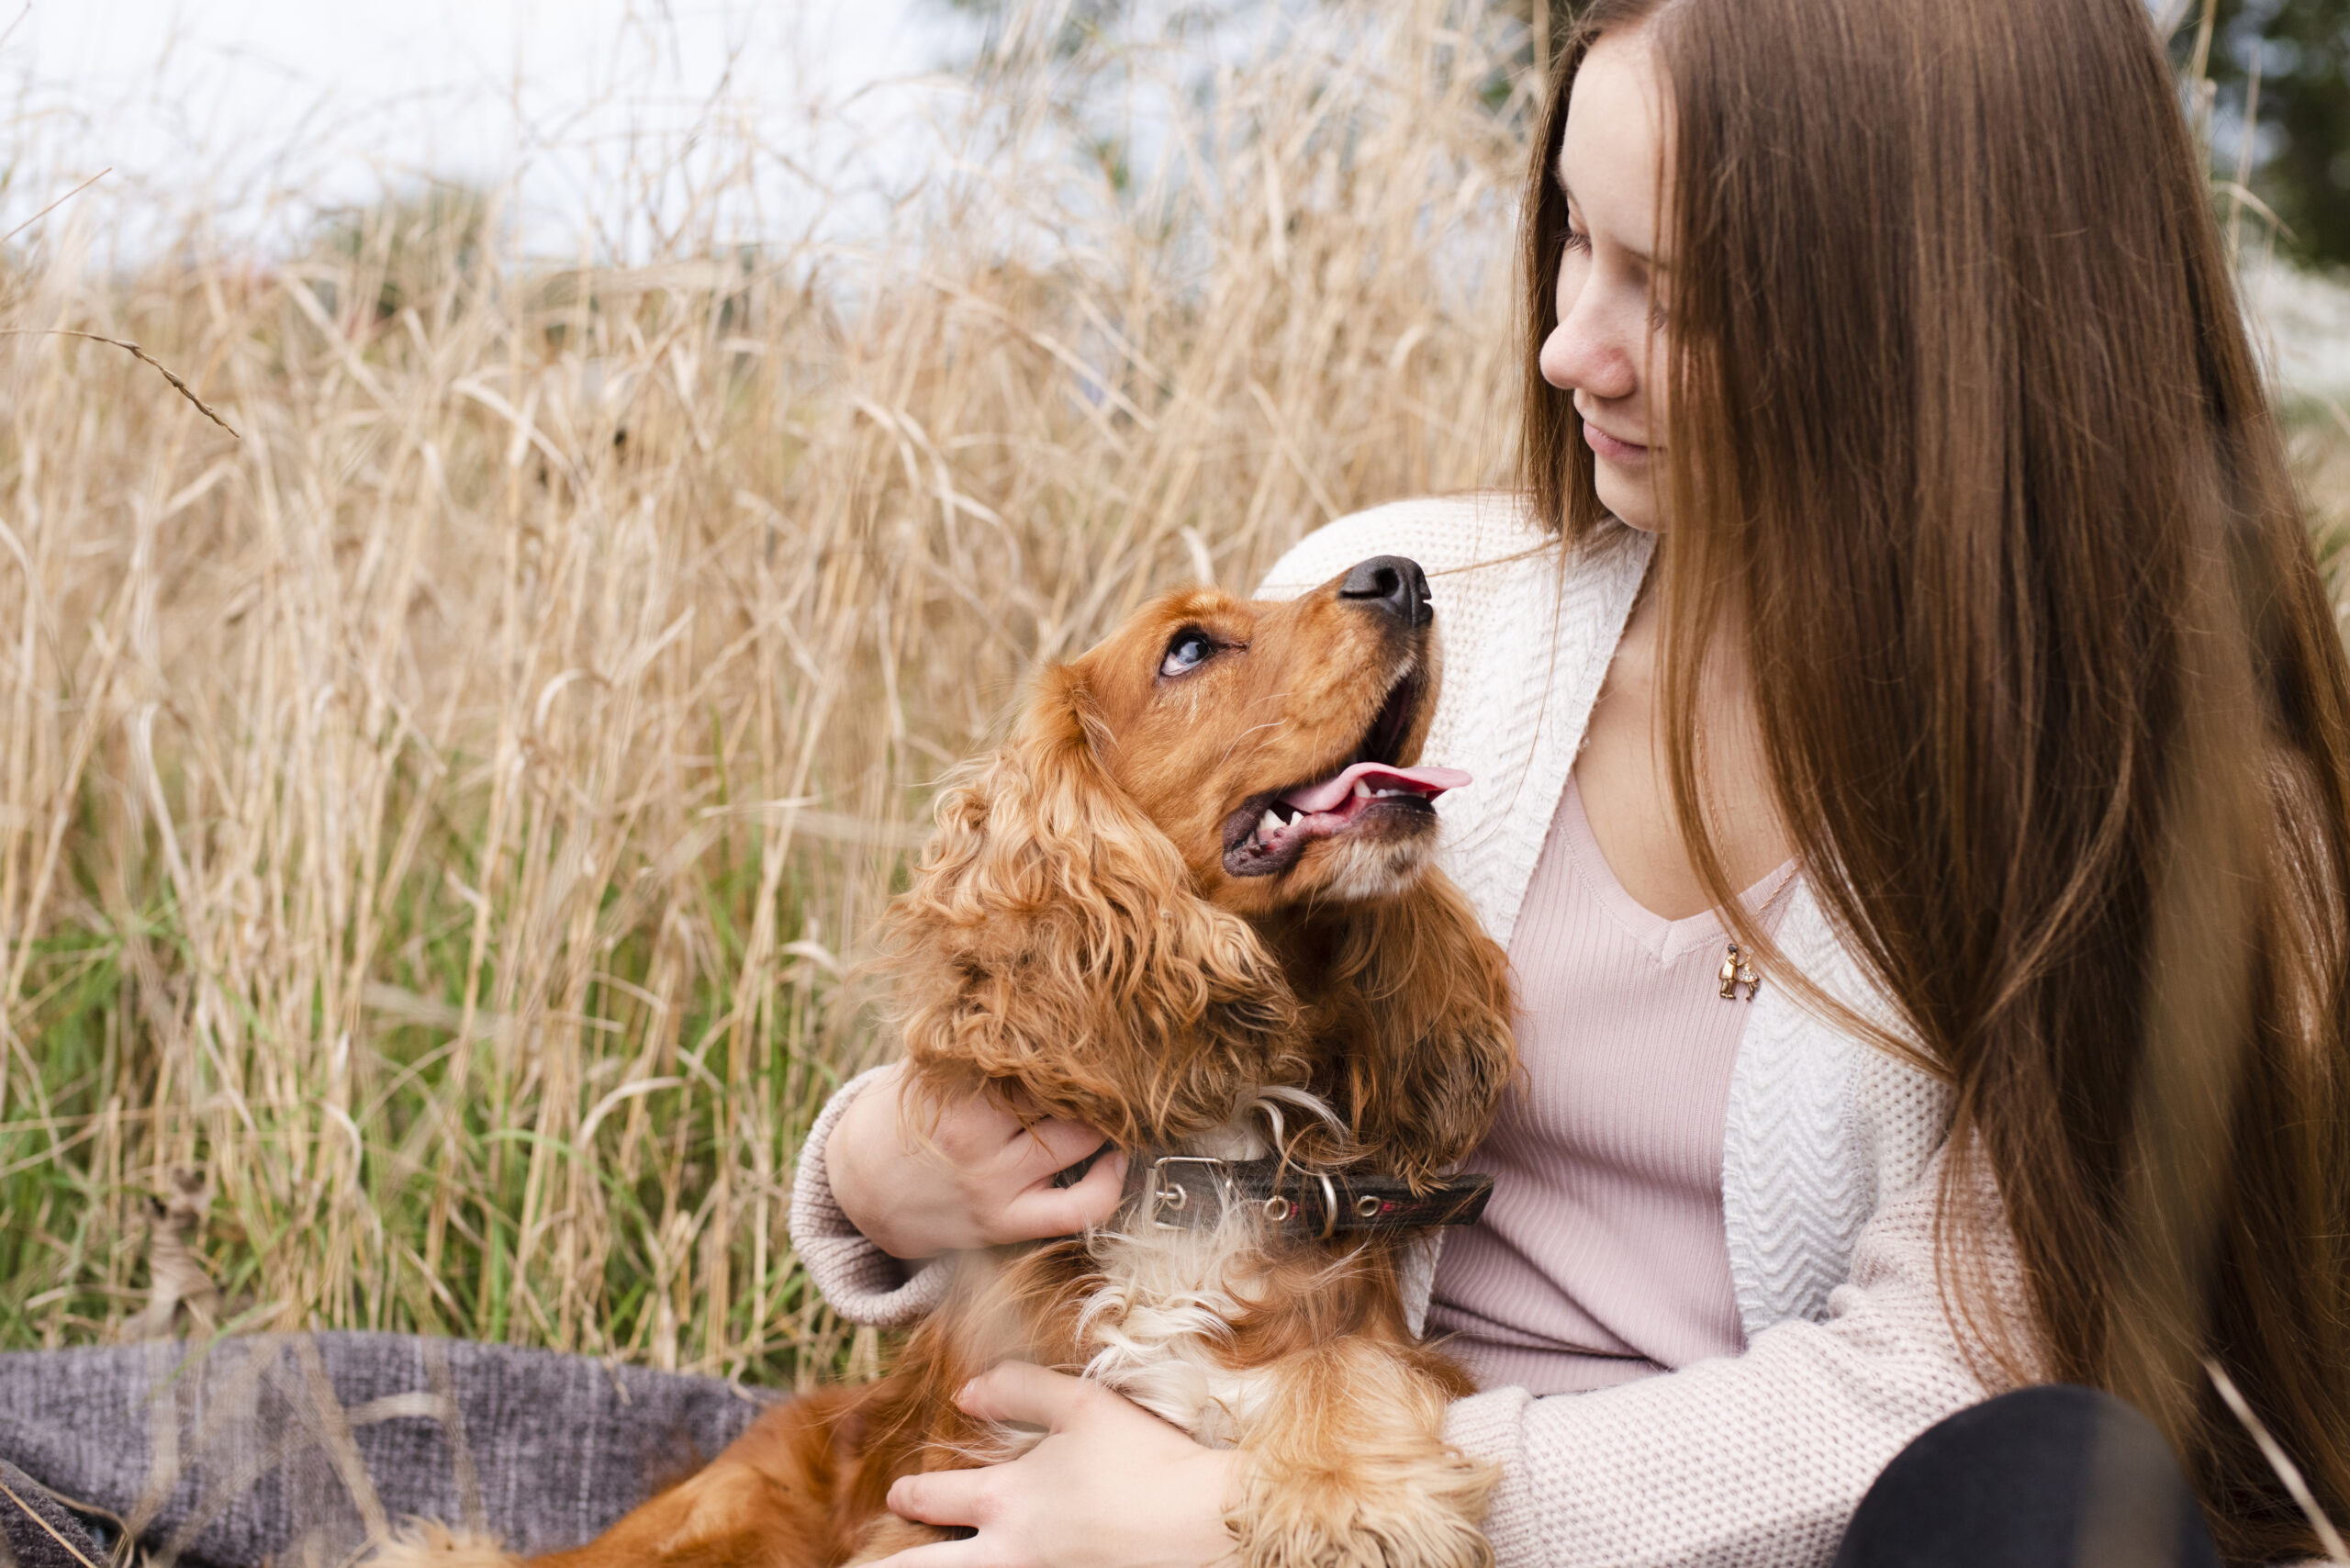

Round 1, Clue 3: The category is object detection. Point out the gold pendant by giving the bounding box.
[1718,941,1760,1002]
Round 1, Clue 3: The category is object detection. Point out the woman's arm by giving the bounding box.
[789,1066,950,1327]
[787,1064,1128,1328]
[871,1145,2019,1568]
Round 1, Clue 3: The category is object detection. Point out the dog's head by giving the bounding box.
[886,555,1514,1182]
[1071,553,1462,913]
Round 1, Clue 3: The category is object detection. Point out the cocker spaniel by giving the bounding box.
[380,554,1517,1568]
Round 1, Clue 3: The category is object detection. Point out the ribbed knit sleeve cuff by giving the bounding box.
[788,1064,957,1328]
[1444,1387,1546,1568]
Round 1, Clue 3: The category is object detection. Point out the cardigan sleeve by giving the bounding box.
[786,1064,959,1328]
[1442,1143,2026,1568]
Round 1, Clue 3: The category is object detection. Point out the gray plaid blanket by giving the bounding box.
[0,1334,775,1568]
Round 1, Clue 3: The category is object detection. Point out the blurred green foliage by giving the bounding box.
[941,0,2350,269]
[2173,0,2350,270]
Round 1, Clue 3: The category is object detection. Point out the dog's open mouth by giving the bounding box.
[1222,672,1471,879]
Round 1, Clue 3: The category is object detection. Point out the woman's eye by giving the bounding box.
[1561,226,1591,255]
[1159,631,1214,677]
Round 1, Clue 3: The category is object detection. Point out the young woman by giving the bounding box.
[792,0,2350,1561]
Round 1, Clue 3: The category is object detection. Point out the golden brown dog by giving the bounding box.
[378,554,1516,1568]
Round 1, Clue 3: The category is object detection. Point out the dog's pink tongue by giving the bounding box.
[1280,762,1472,814]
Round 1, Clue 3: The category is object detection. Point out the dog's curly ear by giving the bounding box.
[885,666,1305,1148]
[1325,872,1516,1190]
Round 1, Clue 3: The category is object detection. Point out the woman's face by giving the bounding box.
[1539,28,1671,532]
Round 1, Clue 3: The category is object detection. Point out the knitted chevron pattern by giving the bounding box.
[1722,884,1953,1338]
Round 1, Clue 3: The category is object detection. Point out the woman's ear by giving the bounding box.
[1326,872,1516,1189]
[884,665,1305,1149]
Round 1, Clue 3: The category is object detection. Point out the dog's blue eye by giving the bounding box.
[1159,631,1214,677]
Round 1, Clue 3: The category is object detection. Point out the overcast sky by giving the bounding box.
[6,0,968,258]
[5,1,2342,392]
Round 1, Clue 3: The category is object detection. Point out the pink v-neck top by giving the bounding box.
[1425,769,1797,1395]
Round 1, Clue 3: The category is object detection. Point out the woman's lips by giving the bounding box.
[1582,419,1649,463]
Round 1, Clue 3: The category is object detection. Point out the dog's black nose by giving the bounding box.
[1337,555,1431,629]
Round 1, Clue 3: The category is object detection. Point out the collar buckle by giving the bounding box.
[1146,1155,1234,1230]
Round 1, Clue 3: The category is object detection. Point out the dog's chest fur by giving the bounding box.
[1065,1107,1312,1449]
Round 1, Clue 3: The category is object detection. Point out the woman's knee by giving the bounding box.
[1832,1385,2219,1568]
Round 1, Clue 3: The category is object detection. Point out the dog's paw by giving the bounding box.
[365,1521,519,1568]
[1236,1449,1497,1568]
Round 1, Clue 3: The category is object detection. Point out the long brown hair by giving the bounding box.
[1519,0,2350,1559]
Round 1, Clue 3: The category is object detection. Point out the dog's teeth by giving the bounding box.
[1352,779,1372,799]
[1259,809,1283,838]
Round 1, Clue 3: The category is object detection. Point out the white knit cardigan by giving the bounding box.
[788,495,2020,1566]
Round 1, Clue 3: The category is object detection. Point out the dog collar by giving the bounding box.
[1138,1153,1494,1240]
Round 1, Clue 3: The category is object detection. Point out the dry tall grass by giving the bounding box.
[0,1,2341,1392]
[0,2,1533,1382]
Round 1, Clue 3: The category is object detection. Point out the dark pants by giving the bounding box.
[1834,1384,2221,1568]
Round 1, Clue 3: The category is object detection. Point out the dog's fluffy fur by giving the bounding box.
[373,564,1517,1568]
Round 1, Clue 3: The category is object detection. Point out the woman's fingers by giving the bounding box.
[998,1146,1128,1238]
[953,1361,1100,1429]
[934,1090,1106,1182]
[862,1540,985,1568]
[1006,1114,1113,1177]
[927,1085,1025,1157]
[875,1372,1240,1568]
[838,1071,1122,1254]
[862,1506,1001,1568]
[889,1467,994,1528]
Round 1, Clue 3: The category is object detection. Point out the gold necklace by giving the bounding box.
[1718,868,1799,1002]
[1718,942,1761,1002]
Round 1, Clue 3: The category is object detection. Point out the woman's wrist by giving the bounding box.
[826,1067,935,1260]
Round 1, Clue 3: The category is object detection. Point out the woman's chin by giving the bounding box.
[1595,472,1660,532]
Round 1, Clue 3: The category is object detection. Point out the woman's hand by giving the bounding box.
[827,1064,1130,1260]
[875,1363,1240,1568]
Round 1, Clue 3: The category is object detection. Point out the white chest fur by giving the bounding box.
[1070,1101,1327,1448]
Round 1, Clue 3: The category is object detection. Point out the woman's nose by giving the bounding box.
[1540,293,1639,403]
